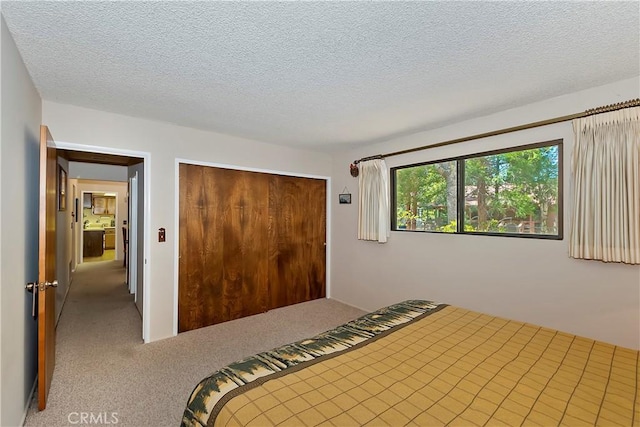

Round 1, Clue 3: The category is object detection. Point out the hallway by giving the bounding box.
[83,249,116,263]
[25,260,142,426]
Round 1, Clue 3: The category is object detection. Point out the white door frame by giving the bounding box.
[56,141,151,343]
[72,183,78,271]
[173,158,332,336]
[128,173,138,298]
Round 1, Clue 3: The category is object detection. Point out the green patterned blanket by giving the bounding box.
[181,300,444,426]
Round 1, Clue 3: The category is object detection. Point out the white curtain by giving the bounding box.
[570,106,640,264]
[358,159,390,243]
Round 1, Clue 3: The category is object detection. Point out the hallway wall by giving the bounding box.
[0,16,42,427]
[69,162,128,182]
[55,156,72,323]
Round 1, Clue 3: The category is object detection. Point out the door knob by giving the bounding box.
[25,280,57,319]
[26,280,58,292]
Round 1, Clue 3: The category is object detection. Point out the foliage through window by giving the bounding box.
[392,140,562,238]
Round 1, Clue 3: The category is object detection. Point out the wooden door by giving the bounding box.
[178,165,326,332]
[268,175,326,308]
[178,165,270,332]
[38,125,57,410]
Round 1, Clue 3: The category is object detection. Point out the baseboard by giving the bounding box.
[21,376,37,426]
[326,296,370,313]
[56,281,72,327]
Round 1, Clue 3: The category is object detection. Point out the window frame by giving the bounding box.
[390,139,563,240]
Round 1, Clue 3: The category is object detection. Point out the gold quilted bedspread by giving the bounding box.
[186,304,640,426]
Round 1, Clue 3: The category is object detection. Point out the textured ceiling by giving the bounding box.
[2,1,639,150]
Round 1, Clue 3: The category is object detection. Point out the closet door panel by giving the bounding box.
[221,170,269,322]
[179,165,269,332]
[268,175,326,309]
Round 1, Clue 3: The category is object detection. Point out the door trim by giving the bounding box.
[53,141,152,343]
[173,158,332,336]
[129,173,138,297]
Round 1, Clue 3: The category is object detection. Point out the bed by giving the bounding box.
[182,300,639,426]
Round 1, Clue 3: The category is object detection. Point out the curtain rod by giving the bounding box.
[354,98,640,165]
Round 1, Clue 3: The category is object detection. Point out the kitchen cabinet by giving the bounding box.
[84,230,104,257]
[93,196,116,214]
[106,197,116,215]
[93,197,106,214]
[104,228,115,249]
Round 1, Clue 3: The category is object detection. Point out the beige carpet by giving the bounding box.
[24,261,365,427]
[82,249,116,263]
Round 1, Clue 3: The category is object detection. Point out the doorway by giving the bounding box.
[80,189,120,263]
[57,145,149,341]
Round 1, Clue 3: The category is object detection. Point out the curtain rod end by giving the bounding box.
[350,162,359,177]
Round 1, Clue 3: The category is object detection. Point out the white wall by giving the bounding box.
[42,101,333,342]
[69,162,128,182]
[0,15,42,427]
[331,76,640,350]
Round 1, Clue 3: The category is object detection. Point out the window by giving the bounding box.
[391,140,562,239]
[394,160,458,232]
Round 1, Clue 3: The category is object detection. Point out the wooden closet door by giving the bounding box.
[268,175,326,309]
[178,164,269,332]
